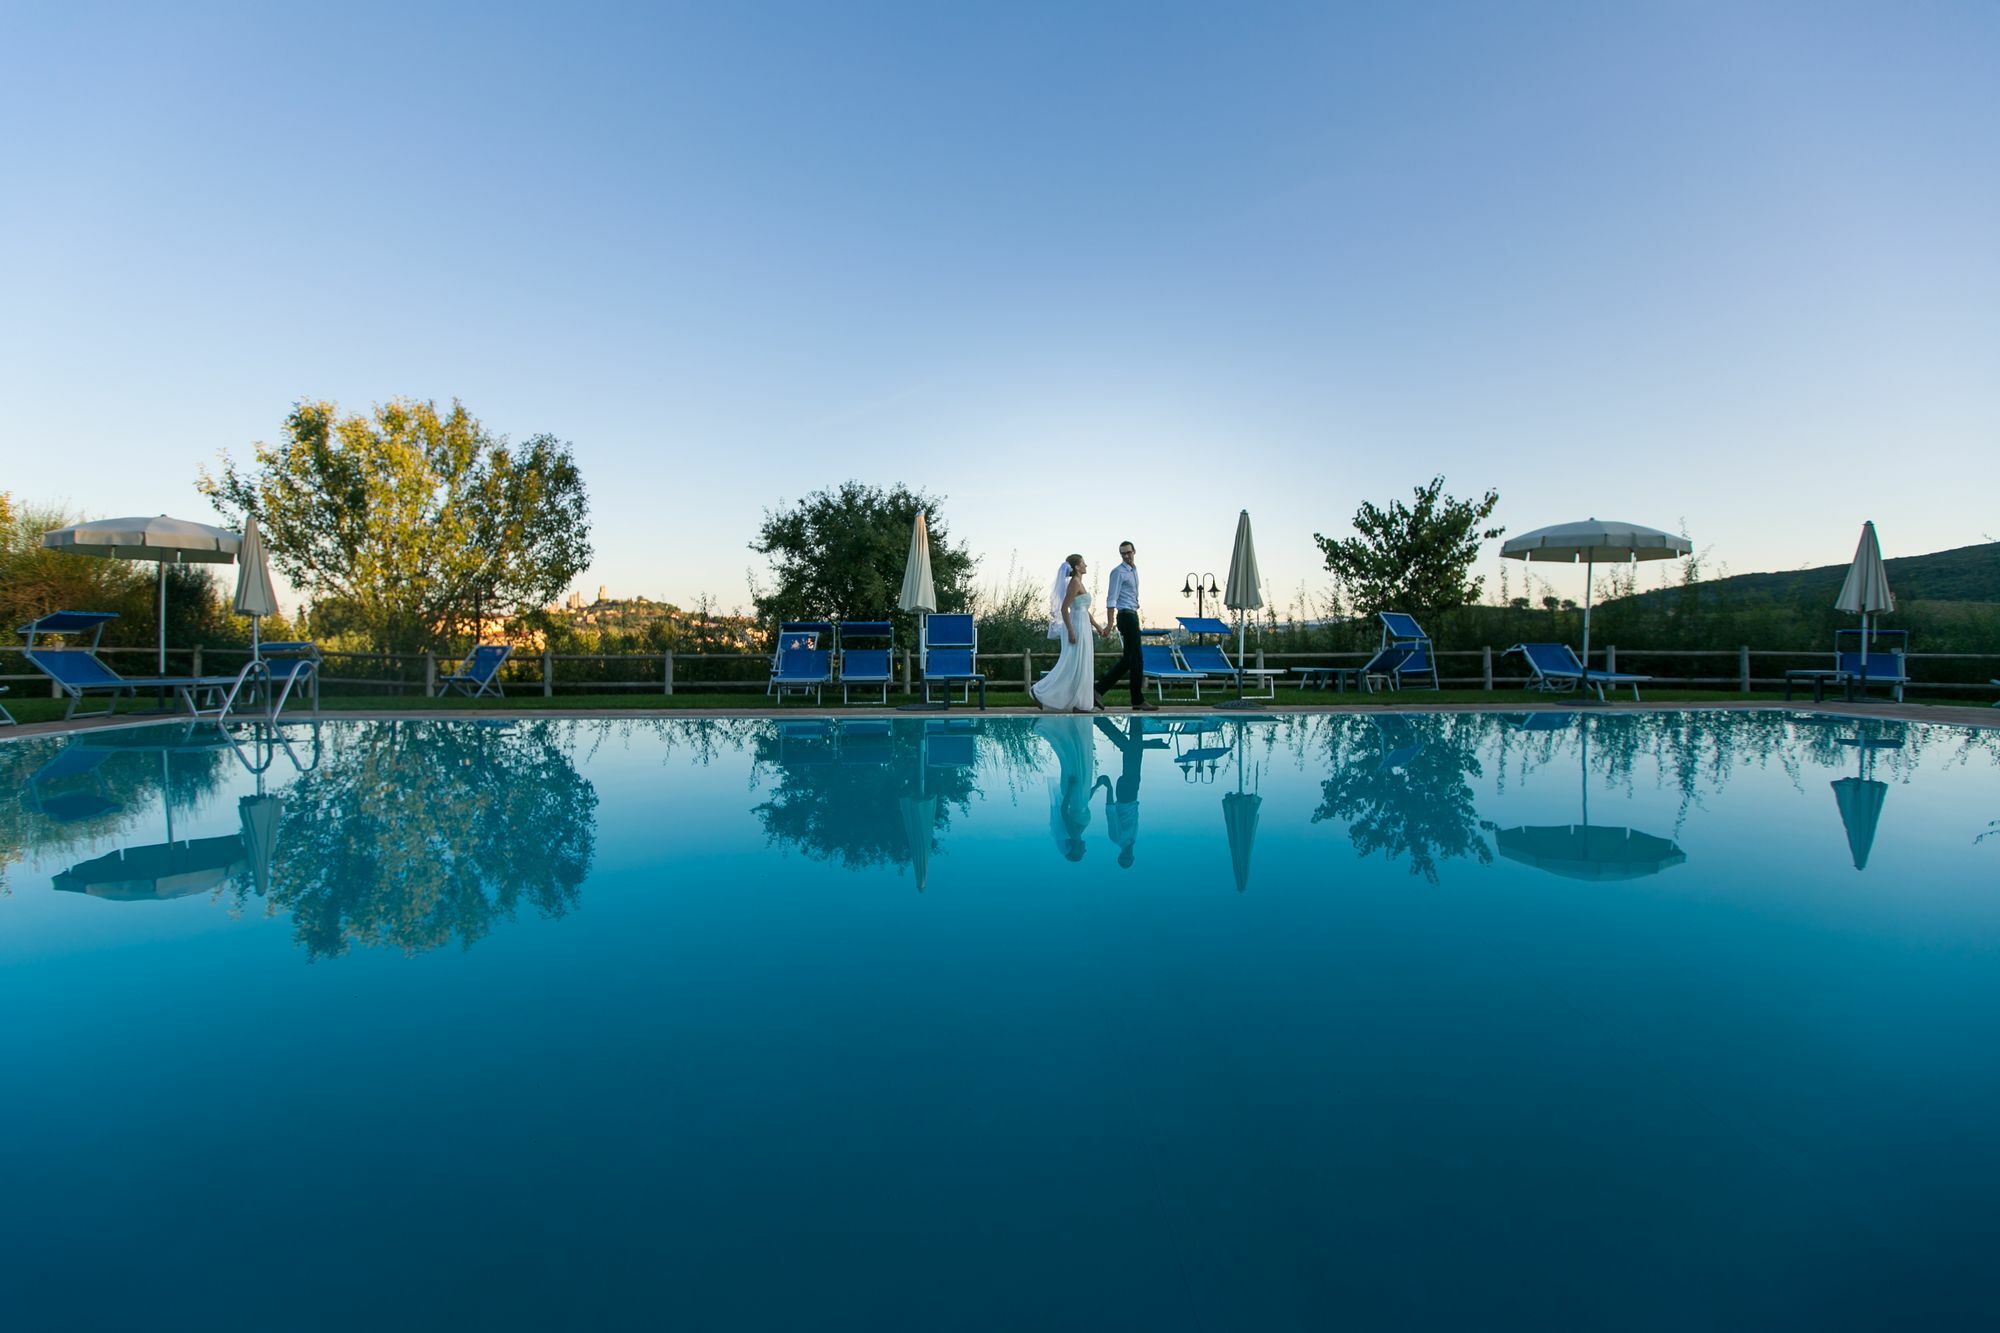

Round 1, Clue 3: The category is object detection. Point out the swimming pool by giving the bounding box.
[4,710,1998,1329]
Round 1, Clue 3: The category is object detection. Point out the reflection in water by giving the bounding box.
[1094,717,1163,870]
[1036,716,1097,862]
[1219,719,1262,893]
[1830,724,1904,871]
[266,719,597,958]
[1490,714,1687,883]
[751,719,983,886]
[1311,714,1494,883]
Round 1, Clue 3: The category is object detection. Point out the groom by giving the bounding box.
[1095,540,1158,712]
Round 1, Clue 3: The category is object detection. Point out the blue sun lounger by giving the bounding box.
[1378,612,1440,690]
[1175,618,1284,699]
[920,614,986,709]
[770,645,834,704]
[439,644,512,698]
[1141,643,1207,702]
[1509,642,1651,702]
[19,611,259,720]
[1357,644,1415,694]
[1834,629,1909,703]
[835,620,894,704]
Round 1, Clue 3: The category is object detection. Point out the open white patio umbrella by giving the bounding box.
[233,514,278,661]
[1834,520,1895,652]
[43,515,241,674]
[1501,519,1690,672]
[1219,509,1263,709]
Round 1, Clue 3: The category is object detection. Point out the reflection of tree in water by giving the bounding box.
[268,720,596,958]
[1310,713,1495,883]
[750,722,985,874]
[2,725,238,895]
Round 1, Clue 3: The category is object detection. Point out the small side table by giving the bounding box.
[1784,669,1841,703]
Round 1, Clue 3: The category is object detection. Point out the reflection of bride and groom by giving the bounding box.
[1033,712,1163,867]
[1029,545,1158,714]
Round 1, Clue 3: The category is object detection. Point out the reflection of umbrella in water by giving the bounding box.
[1221,718,1262,892]
[54,833,246,901]
[1493,715,1687,881]
[900,721,976,890]
[1829,729,1901,871]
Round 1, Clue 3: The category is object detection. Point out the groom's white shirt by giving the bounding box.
[1106,564,1139,611]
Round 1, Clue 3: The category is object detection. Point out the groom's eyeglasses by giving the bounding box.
[1120,546,1134,556]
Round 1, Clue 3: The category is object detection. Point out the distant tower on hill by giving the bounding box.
[597,584,607,604]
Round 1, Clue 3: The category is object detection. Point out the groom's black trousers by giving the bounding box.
[1096,609,1144,706]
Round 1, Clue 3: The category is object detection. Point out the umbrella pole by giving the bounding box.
[1217,609,1263,710]
[1580,556,1595,670]
[158,560,168,675]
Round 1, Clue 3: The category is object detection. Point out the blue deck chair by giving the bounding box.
[257,641,320,716]
[0,684,12,725]
[440,644,512,698]
[1378,612,1440,690]
[1176,618,1284,699]
[920,614,987,709]
[835,620,894,705]
[1833,629,1909,703]
[1356,644,1415,693]
[1141,643,1207,702]
[766,622,832,698]
[1509,642,1651,702]
[19,610,254,720]
[770,645,833,704]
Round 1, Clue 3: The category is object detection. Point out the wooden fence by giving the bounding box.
[6,642,1998,702]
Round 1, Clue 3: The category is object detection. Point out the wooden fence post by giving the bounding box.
[191,644,203,678]
[542,647,553,698]
[1023,651,1033,692]
[664,651,674,695]
[901,649,912,696]
[1739,645,1751,695]
[1605,645,1617,674]
[1482,645,1494,691]
[424,651,436,698]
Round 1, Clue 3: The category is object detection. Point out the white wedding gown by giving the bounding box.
[1031,592,1096,712]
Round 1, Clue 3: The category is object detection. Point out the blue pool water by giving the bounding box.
[3,710,1998,1330]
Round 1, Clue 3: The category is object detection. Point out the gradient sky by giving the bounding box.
[4,2,1995,618]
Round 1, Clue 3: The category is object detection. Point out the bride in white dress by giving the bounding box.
[1031,554,1096,712]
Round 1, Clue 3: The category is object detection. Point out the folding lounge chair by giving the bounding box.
[1833,629,1909,703]
[1378,612,1440,690]
[0,685,12,725]
[257,641,320,716]
[1357,644,1415,694]
[440,644,512,698]
[770,645,833,705]
[835,620,894,705]
[766,623,832,698]
[920,614,987,709]
[1140,643,1207,703]
[19,610,257,720]
[1508,642,1650,702]
[1175,618,1284,699]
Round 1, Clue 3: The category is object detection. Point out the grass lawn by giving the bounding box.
[6,684,1996,726]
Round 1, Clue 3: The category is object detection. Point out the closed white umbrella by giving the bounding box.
[896,511,941,711]
[233,514,278,660]
[897,511,937,614]
[1500,519,1690,672]
[42,515,241,674]
[1220,510,1264,707]
[1834,520,1894,651]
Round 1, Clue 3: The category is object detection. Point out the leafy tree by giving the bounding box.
[200,399,591,652]
[750,481,975,643]
[1313,475,1503,619]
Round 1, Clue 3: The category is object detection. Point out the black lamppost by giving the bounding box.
[1182,572,1219,621]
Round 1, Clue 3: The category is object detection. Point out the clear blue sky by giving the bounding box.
[4,1,1995,618]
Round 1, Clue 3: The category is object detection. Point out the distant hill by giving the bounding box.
[1618,541,2000,608]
